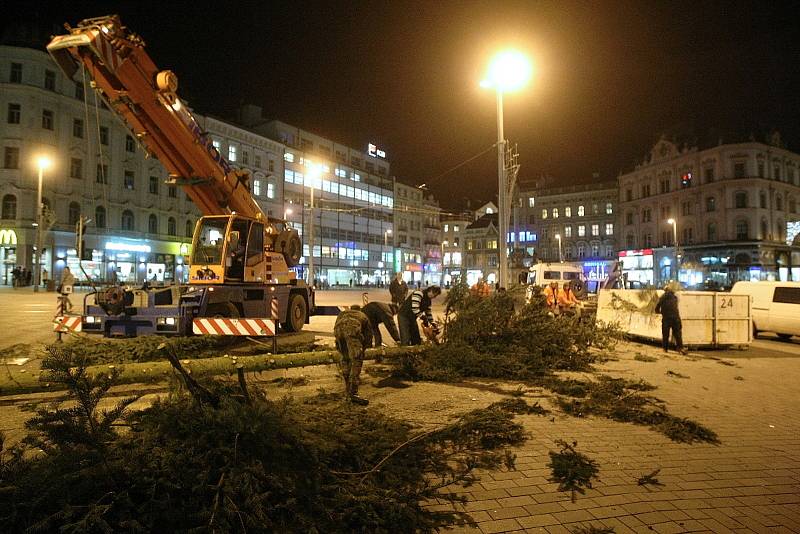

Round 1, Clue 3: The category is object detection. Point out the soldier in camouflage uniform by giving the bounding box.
[334,308,373,405]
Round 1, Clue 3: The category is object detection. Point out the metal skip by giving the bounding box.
[192,318,276,336]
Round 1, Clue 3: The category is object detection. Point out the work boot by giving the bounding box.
[349,394,369,406]
[679,348,689,355]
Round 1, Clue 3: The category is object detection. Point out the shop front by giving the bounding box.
[0,228,19,286]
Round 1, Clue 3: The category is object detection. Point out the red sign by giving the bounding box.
[618,248,653,258]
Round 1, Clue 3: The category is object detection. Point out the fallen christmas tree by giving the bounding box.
[0,345,528,533]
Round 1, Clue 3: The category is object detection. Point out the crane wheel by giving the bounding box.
[281,294,307,332]
[156,70,178,92]
[570,279,588,300]
[276,231,302,267]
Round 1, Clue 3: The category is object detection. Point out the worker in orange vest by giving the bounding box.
[544,281,562,314]
[470,277,491,298]
[558,281,580,316]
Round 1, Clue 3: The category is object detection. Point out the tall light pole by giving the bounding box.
[306,163,321,287]
[555,233,563,263]
[384,228,392,284]
[34,156,51,293]
[667,218,678,281]
[481,49,532,288]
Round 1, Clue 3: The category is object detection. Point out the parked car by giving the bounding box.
[730,281,800,339]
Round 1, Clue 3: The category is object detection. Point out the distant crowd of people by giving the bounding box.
[10,266,48,288]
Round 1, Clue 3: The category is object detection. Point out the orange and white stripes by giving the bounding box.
[192,318,276,336]
[53,316,83,333]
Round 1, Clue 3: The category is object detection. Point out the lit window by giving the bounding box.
[605,223,614,235]
[253,179,261,196]
[578,225,586,237]
[564,226,572,237]
[552,208,559,218]
[578,205,585,216]
[605,202,613,214]
[528,197,535,207]
[444,224,449,232]
[284,152,294,163]
[212,140,221,151]
[267,182,275,199]
[565,207,571,217]
[591,224,600,236]
[541,209,548,219]
[453,225,459,232]
[353,173,361,182]
[228,145,237,162]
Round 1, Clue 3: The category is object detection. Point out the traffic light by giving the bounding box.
[681,172,692,188]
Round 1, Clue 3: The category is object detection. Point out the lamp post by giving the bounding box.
[481,50,532,289]
[305,163,321,287]
[667,218,678,281]
[34,156,51,293]
[555,233,563,263]
[384,229,392,284]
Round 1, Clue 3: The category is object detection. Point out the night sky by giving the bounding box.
[7,1,800,209]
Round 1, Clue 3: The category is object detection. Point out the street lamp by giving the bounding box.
[284,207,293,220]
[34,156,51,293]
[384,228,392,247]
[555,233,563,263]
[305,163,321,286]
[667,218,679,281]
[481,49,532,289]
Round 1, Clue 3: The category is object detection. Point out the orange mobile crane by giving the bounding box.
[47,15,320,337]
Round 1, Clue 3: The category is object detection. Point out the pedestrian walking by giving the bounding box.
[398,285,442,345]
[389,272,408,307]
[655,285,688,355]
[360,301,401,346]
[42,267,49,289]
[12,266,20,288]
[59,266,76,312]
[334,308,373,405]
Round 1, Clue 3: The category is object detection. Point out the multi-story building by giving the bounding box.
[463,202,499,286]
[249,118,394,287]
[619,136,800,286]
[440,209,474,286]
[393,182,442,286]
[517,178,618,281]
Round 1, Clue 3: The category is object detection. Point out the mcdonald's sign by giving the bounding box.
[0,228,17,245]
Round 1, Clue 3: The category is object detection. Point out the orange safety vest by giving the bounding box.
[545,286,562,307]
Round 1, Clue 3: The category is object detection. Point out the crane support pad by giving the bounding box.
[193,318,275,336]
[54,316,83,333]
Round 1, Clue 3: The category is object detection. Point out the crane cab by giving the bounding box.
[189,215,298,285]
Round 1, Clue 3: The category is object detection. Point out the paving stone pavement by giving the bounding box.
[438,341,800,534]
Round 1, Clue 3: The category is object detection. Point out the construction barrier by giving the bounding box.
[53,316,82,333]
[192,317,276,336]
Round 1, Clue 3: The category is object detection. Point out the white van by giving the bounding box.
[731,281,800,339]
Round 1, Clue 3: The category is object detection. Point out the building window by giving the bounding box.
[528,197,535,207]
[577,245,585,258]
[577,205,585,216]
[592,203,599,215]
[605,202,613,214]
[591,244,600,257]
[4,147,20,169]
[41,109,54,130]
[790,198,797,213]
[253,179,261,196]
[96,164,108,184]
[735,191,747,208]
[186,219,194,237]
[565,206,571,217]
[605,223,614,235]
[660,178,670,194]
[735,220,748,240]
[706,196,716,212]
[145,175,157,194]
[626,234,635,248]
[578,224,586,237]
[707,222,717,241]
[95,206,106,228]
[68,202,80,225]
[641,184,651,197]
[625,212,634,225]
[168,185,177,198]
[776,195,783,211]
[757,161,765,178]
[642,208,652,222]
[148,214,158,234]
[124,170,135,190]
[564,226,572,237]
[760,190,767,209]
[682,227,694,245]
[2,194,16,219]
[70,157,83,179]
[75,81,84,100]
[682,201,693,216]
[761,218,768,239]
[704,167,715,183]
[625,189,633,202]
[552,208,559,218]
[10,62,22,83]
[7,103,20,124]
[121,210,135,231]
[44,69,56,91]
[242,151,249,165]
[541,209,548,219]
[644,233,653,247]
[269,159,275,172]
[267,181,276,199]
[228,145,237,162]
[167,217,177,236]
[99,126,109,145]
[591,224,600,236]
[72,118,84,138]
[734,162,745,178]
[125,135,136,152]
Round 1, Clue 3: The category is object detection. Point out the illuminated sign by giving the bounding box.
[0,228,18,245]
[367,143,386,159]
[180,243,190,255]
[105,242,152,253]
[618,248,653,257]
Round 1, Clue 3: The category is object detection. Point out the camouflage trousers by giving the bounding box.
[334,311,371,396]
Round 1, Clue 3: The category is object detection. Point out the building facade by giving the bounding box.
[440,209,474,286]
[251,119,395,287]
[517,179,618,281]
[618,137,800,286]
[393,182,442,286]
[462,202,499,286]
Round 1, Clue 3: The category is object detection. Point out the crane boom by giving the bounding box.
[47,15,265,220]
